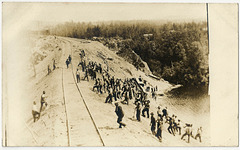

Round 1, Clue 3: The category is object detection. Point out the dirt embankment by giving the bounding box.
[92,37,152,75]
[12,35,209,146]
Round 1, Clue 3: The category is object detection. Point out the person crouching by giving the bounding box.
[32,101,40,122]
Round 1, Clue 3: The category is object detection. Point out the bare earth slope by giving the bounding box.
[21,35,209,146]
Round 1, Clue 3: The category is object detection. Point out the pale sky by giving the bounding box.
[3,3,207,25]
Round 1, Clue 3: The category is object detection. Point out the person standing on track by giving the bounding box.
[76,69,81,83]
[68,55,72,64]
[82,50,85,57]
[84,67,89,81]
[167,116,175,136]
[53,59,56,70]
[135,101,141,121]
[157,106,162,119]
[66,59,69,69]
[40,91,48,113]
[98,79,103,94]
[150,112,156,135]
[83,60,86,72]
[93,78,99,92]
[176,119,182,135]
[134,92,141,105]
[79,53,83,62]
[122,92,129,105]
[156,117,163,142]
[114,102,126,128]
[105,88,113,103]
[162,107,168,120]
[99,63,102,74]
[47,65,51,75]
[142,99,150,118]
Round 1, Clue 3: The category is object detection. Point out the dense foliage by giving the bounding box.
[46,21,209,87]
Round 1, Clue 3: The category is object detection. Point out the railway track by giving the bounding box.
[60,38,105,146]
[25,36,206,146]
[26,37,161,146]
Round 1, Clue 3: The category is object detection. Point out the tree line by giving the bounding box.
[45,20,209,88]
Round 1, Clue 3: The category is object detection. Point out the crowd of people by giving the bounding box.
[32,47,203,144]
[73,49,203,144]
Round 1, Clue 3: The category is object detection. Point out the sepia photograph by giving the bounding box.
[2,2,238,147]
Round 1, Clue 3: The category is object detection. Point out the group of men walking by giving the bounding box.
[148,106,203,143]
[33,47,203,144]
[80,53,203,144]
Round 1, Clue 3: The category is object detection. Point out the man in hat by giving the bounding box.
[181,123,193,143]
[134,92,141,105]
[150,112,156,135]
[162,107,168,120]
[156,117,163,142]
[135,101,141,122]
[142,99,150,118]
[114,102,126,128]
[167,116,175,136]
[176,119,182,135]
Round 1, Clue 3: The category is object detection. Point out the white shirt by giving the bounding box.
[41,94,47,102]
[157,109,161,115]
[197,128,202,134]
[32,104,38,112]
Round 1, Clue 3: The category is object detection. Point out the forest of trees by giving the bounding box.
[46,20,209,88]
